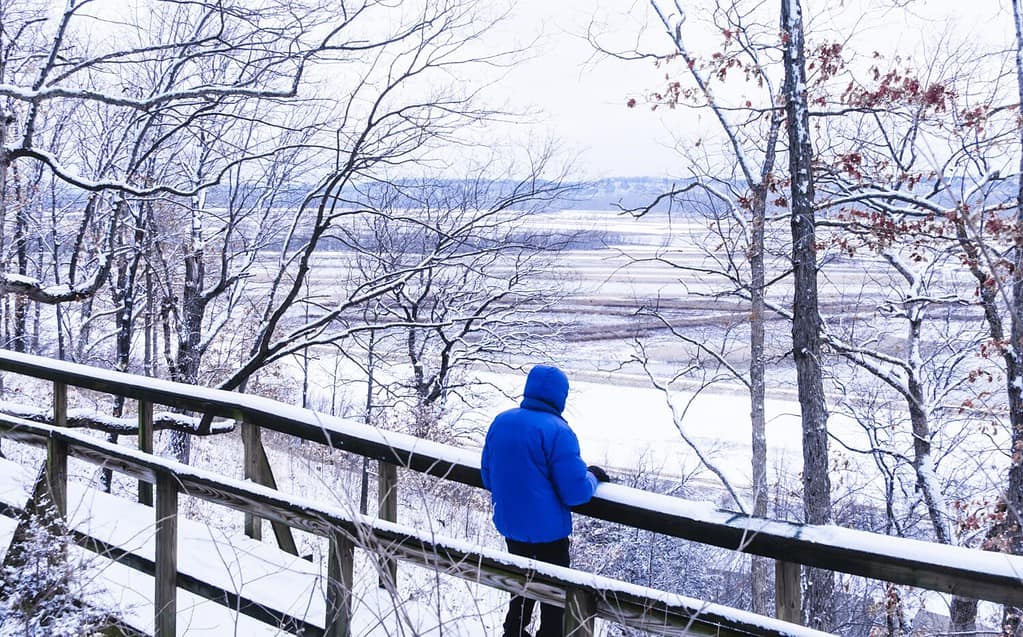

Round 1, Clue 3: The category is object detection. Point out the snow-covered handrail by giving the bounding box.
[0,349,1022,609]
[0,401,234,435]
[0,413,825,637]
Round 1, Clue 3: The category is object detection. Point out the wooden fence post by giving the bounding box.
[53,382,67,428]
[242,421,263,541]
[776,560,802,624]
[155,473,179,637]
[563,587,597,637]
[45,437,67,520]
[46,382,68,519]
[240,422,299,555]
[377,460,398,587]
[325,529,355,637]
[138,400,153,506]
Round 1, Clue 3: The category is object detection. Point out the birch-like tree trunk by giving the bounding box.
[749,180,770,615]
[781,0,834,629]
[628,2,787,611]
[0,106,8,435]
[0,107,8,342]
[101,198,147,490]
[12,164,28,353]
[1005,2,1023,633]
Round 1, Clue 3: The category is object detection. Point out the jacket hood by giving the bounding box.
[521,365,569,414]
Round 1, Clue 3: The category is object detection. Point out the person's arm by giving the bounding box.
[480,437,492,491]
[549,425,597,506]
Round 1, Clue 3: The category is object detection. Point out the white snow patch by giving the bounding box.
[3,273,40,286]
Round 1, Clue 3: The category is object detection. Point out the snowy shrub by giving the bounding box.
[0,509,120,636]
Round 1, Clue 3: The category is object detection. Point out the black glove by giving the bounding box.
[587,465,611,483]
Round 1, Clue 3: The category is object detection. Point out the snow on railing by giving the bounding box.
[0,400,234,435]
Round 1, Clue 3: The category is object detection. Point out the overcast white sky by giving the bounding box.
[60,0,1013,181]
[482,0,1013,179]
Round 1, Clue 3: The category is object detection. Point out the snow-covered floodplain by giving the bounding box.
[458,372,856,486]
[291,206,1005,510]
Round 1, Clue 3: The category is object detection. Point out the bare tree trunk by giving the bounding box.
[301,278,310,409]
[750,183,770,615]
[101,200,144,492]
[12,164,28,353]
[950,195,1022,632]
[145,268,154,377]
[1005,2,1023,634]
[883,584,908,636]
[781,0,834,629]
[751,113,783,615]
[951,600,978,635]
[636,5,784,610]
[903,312,952,545]
[74,296,93,363]
[49,193,66,360]
[905,307,978,629]
[31,238,41,352]
[166,197,208,464]
[360,333,376,516]
[0,110,8,449]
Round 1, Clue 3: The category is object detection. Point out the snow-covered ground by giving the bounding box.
[455,372,839,492]
[0,454,509,636]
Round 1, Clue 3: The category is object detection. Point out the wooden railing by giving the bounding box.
[0,350,1022,635]
[0,414,824,637]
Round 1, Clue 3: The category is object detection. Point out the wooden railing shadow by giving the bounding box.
[0,350,1021,636]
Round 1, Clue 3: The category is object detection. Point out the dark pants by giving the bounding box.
[503,537,571,637]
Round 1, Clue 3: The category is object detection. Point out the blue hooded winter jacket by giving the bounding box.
[480,365,598,543]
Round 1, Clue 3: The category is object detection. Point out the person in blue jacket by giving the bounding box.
[481,364,610,637]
